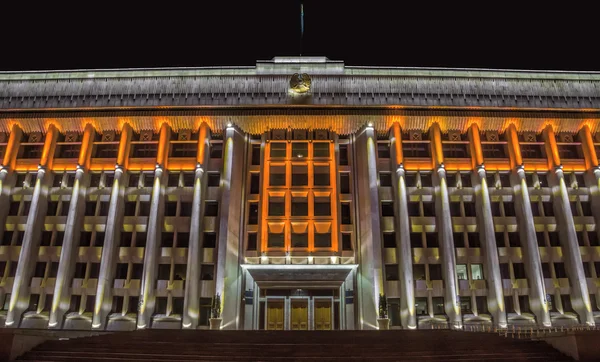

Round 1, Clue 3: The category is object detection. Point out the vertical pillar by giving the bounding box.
[92,123,132,329]
[49,123,95,328]
[506,124,551,326]
[182,123,210,329]
[579,125,600,237]
[429,123,461,329]
[389,123,416,329]
[6,124,58,327]
[0,124,23,237]
[138,123,171,329]
[354,123,384,329]
[215,123,245,330]
[543,125,594,325]
[468,123,507,328]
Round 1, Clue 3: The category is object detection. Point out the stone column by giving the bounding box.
[92,123,132,329]
[0,124,23,237]
[182,123,210,329]
[49,123,95,328]
[6,124,58,327]
[389,123,416,329]
[579,126,600,245]
[215,123,245,330]
[467,123,507,328]
[354,122,384,329]
[138,123,171,329]
[506,124,551,326]
[543,125,594,326]
[0,125,22,309]
[429,123,461,329]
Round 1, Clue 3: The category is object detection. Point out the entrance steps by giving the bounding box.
[17,329,573,361]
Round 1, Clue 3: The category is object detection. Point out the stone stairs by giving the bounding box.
[17,329,572,361]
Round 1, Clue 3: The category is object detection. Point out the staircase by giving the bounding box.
[17,330,572,361]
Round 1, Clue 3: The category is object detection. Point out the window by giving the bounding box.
[205,202,219,217]
[210,143,223,158]
[410,233,423,248]
[182,172,195,187]
[453,233,465,247]
[201,265,214,280]
[429,264,442,280]
[314,198,331,216]
[471,264,484,280]
[548,232,560,247]
[249,174,260,194]
[425,233,438,248]
[314,232,331,248]
[313,143,329,158]
[268,233,285,248]
[422,202,435,216]
[500,264,510,279]
[507,232,520,247]
[270,143,286,158]
[554,263,568,278]
[270,165,286,186]
[383,232,396,248]
[460,297,472,314]
[167,173,180,187]
[342,233,352,251]
[203,233,216,248]
[381,202,394,217]
[180,202,192,217]
[408,201,420,216]
[481,143,507,159]
[377,143,390,159]
[379,172,392,187]
[413,264,426,280]
[536,232,546,247]
[291,233,308,248]
[248,204,259,224]
[341,203,352,224]
[459,173,471,188]
[313,165,330,186]
[247,233,257,251]
[291,165,308,186]
[463,202,476,217]
[251,144,261,165]
[456,264,468,280]
[165,201,177,216]
[542,202,554,217]
[291,198,308,217]
[339,145,349,166]
[340,173,350,194]
[268,198,285,217]
[432,297,445,315]
[177,233,189,248]
[513,263,526,279]
[499,173,511,188]
[161,233,174,248]
[415,297,428,315]
[385,265,399,281]
[292,142,308,158]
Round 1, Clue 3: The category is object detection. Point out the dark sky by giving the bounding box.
[1,1,598,71]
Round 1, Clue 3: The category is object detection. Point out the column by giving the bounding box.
[354,122,384,329]
[92,123,132,329]
[215,123,245,330]
[6,124,58,327]
[543,125,594,326]
[182,123,211,329]
[467,123,507,328]
[579,125,600,238]
[389,123,416,329]
[0,125,23,309]
[429,123,461,329]
[0,124,23,237]
[138,122,171,329]
[506,124,551,326]
[49,123,95,328]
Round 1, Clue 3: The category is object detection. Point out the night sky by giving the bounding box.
[1,1,598,71]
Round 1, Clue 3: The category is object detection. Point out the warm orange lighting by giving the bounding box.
[578,124,599,170]
[117,123,133,168]
[156,122,171,168]
[2,124,22,170]
[40,124,58,169]
[468,123,484,168]
[78,123,95,169]
[197,123,210,165]
[391,123,403,166]
[543,124,561,170]
[429,123,444,168]
[506,124,522,169]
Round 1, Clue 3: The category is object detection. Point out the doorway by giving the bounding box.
[290,299,309,330]
[314,299,332,330]
[266,300,284,330]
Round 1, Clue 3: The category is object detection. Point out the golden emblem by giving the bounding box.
[289,73,311,93]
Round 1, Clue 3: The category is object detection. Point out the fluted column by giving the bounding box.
[389,123,416,329]
[543,125,594,325]
[429,123,461,329]
[506,124,550,326]
[0,124,23,238]
[6,124,58,327]
[354,123,384,329]
[92,123,132,329]
[138,122,171,329]
[49,123,95,328]
[215,123,245,330]
[468,123,507,328]
[182,123,210,329]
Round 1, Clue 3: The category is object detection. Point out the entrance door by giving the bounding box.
[314,300,332,330]
[266,300,284,330]
[291,300,308,330]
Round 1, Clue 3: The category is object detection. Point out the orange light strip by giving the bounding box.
[468,123,484,168]
[429,123,444,168]
[391,122,403,166]
[2,124,22,170]
[578,124,599,170]
[542,124,561,170]
[40,124,58,169]
[78,123,95,170]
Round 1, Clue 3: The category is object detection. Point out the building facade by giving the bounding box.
[0,57,599,331]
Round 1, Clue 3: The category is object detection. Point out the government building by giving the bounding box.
[0,57,599,332]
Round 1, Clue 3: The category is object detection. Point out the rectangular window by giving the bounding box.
[342,233,352,251]
[432,297,445,315]
[251,144,261,165]
[268,198,285,217]
[270,143,286,158]
[313,165,330,186]
[379,172,392,187]
[339,145,349,165]
[471,264,484,280]
[383,232,396,248]
[500,263,510,279]
[167,173,180,187]
[210,143,223,159]
[425,233,438,248]
[268,233,285,248]
[429,264,442,280]
[291,198,308,217]
[377,143,390,159]
[385,265,399,281]
[415,297,427,316]
[314,232,331,248]
[204,201,219,217]
[248,204,259,225]
[513,263,527,279]
[270,165,286,186]
[456,264,468,280]
[203,233,216,248]
[410,233,423,248]
[413,264,426,280]
[250,174,260,194]
[292,142,308,158]
[341,203,352,224]
[291,165,308,186]
[314,198,331,217]
[201,265,214,280]
[381,202,394,217]
[291,233,308,248]
[313,143,330,158]
[340,173,350,193]
[247,233,257,251]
